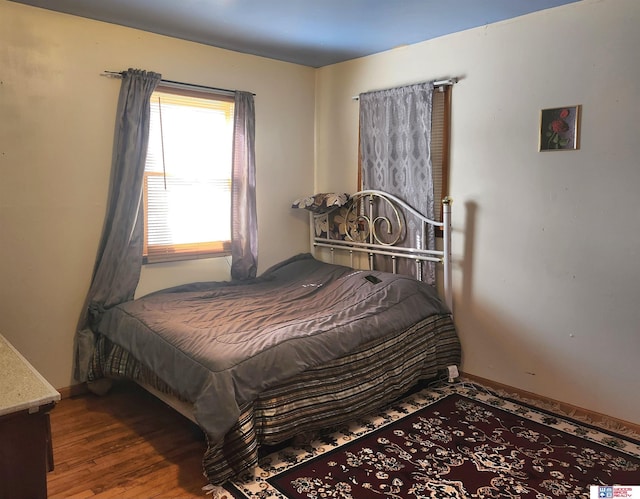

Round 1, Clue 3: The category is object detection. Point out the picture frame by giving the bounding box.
[539,105,581,151]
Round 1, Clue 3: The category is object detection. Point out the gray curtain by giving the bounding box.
[230,91,258,280]
[74,69,161,382]
[359,82,436,284]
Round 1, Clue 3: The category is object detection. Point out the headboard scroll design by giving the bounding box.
[342,192,404,246]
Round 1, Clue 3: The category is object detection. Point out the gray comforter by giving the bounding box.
[97,253,450,443]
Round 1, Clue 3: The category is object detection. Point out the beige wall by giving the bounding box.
[315,0,640,424]
[0,1,315,388]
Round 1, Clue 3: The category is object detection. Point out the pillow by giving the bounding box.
[291,192,350,214]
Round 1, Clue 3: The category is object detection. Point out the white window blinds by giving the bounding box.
[143,87,235,263]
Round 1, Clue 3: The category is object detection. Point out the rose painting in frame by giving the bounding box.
[539,105,581,151]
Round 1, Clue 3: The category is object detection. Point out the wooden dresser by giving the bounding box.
[0,332,60,499]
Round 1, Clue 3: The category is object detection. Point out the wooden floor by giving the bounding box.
[47,382,210,498]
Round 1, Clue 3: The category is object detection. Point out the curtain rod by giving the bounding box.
[351,77,459,101]
[101,71,255,96]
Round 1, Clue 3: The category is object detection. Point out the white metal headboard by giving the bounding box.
[310,190,453,312]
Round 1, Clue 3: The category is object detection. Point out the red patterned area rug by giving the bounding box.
[222,384,640,499]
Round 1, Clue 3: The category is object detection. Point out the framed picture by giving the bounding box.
[539,105,581,151]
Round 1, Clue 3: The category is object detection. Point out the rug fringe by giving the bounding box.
[202,483,231,498]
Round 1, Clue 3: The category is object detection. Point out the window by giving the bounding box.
[430,85,452,236]
[143,86,235,263]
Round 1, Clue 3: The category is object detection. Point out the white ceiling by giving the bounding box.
[11,0,581,67]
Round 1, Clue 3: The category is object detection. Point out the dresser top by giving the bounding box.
[0,332,60,416]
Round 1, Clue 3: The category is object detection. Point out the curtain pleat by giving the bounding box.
[74,69,161,382]
[359,82,435,284]
[230,91,258,280]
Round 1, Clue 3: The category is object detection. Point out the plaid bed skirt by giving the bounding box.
[88,313,460,485]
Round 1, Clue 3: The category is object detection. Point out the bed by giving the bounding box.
[87,190,460,486]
